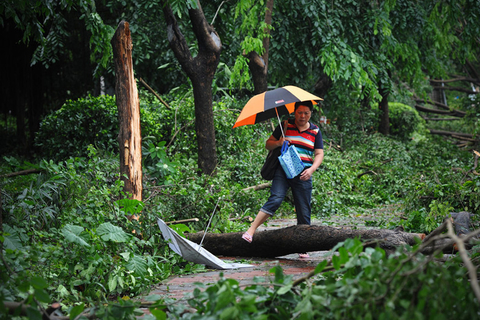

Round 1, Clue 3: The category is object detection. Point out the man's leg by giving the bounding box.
[291,176,312,225]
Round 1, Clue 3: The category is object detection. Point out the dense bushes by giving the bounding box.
[388,102,427,141]
[34,94,167,161]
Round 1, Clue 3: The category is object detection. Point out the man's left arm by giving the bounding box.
[300,149,324,180]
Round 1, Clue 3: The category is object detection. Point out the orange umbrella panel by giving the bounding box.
[233,86,322,128]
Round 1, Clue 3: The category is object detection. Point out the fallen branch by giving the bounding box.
[357,170,377,178]
[415,104,466,117]
[166,218,199,225]
[452,135,477,142]
[138,77,171,110]
[422,117,461,121]
[242,183,271,192]
[414,97,450,111]
[0,169,41,178]
[431,85,478,95]
[446,220,480,303]
[429,77,480,85]
[429,129,475,139]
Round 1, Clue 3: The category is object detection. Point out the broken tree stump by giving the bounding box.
[111,20,143,220]
[186,225,427,258]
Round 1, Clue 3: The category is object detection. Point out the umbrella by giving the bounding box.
[157,219,253,270]
[233,85,323,129]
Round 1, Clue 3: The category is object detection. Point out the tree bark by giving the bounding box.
[378,85,389,135]
[111,21,143,206]
[245,0,273,94]
[186,225,426,258]
[247,51,268,94]
[161,0,220,175]
[314,73,332,99]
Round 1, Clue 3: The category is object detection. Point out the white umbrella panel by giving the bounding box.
[157,219,253,270]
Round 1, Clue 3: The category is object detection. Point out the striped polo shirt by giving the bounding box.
[272,119,323,167]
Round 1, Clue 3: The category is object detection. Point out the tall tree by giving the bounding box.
[160,0,221,175]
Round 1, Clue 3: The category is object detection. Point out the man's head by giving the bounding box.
[294,100,314,112]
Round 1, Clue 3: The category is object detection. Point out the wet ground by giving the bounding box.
[136,205,403,317]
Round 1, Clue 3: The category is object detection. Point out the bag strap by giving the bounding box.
[281,140,289,154]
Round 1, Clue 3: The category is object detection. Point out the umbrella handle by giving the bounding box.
[198,197,221,249]
[275,108,286,138]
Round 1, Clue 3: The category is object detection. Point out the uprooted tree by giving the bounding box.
[186,212,475,258]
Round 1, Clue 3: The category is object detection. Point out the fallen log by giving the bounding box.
[186,225,428,258]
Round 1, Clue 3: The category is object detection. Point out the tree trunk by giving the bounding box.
[314,73,332,99]
[246,0,273,94]
[378,85,389,135]
[186,225,427,257]
[161,0,220,175]
[247,51,268,94]
[111,21,143,207]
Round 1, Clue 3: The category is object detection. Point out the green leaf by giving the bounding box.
[314,260,329,274]
[339,247,349,264]
[96,222,129,242]
[34,288,51,303]
[108,274,118,292]
[30,276,48,289]
[150,308,167,320]
[115,199,144,215]
[62,224,90,247]
[332,255,341,270]
[126,254,147,276]
[2,225,23,250]
[69,303,85,320]
[277,284,292,295]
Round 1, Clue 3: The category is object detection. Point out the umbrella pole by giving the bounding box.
[275,108,285,138]
[198,197,221,249]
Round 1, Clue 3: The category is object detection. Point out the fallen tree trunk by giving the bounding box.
[186,225,430,257]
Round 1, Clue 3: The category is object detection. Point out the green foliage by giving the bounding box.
[161,239,479,319]
[2,84,480,317]
[0,147,203,319]
[35,93,166,161]
[388,102,428,141]
[35,95,119,160]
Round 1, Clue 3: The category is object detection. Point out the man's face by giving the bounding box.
[295,105,312,127]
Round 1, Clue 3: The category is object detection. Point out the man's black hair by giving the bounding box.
[294,100,314,111]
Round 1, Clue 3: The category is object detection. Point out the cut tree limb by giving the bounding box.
[186,225,427,258]
[415,104,466,117]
